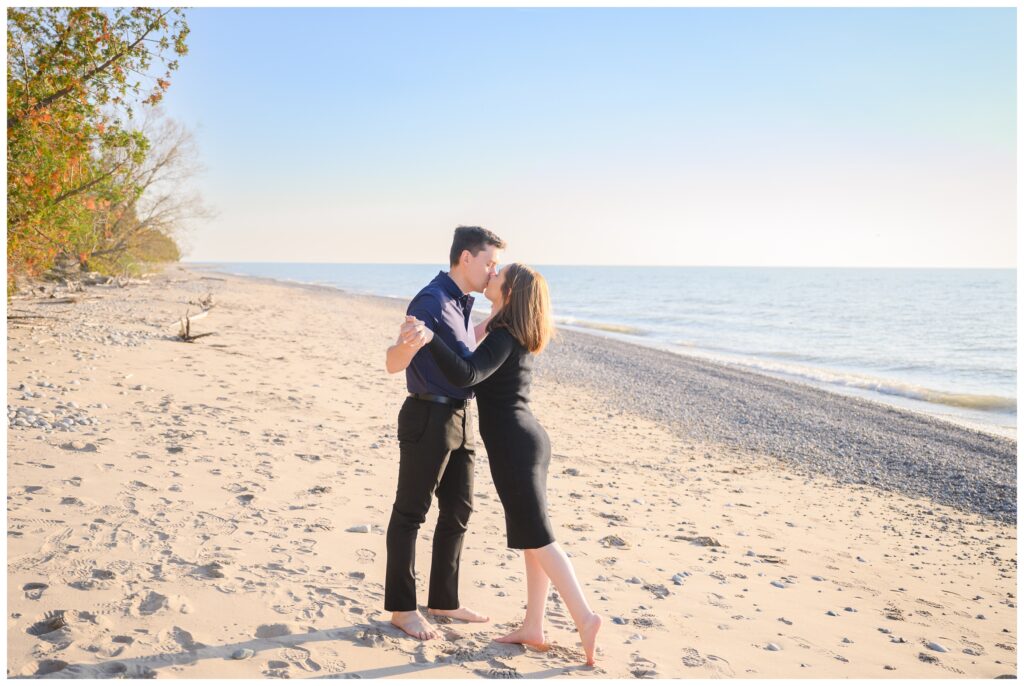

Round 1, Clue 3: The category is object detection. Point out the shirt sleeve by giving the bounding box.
[406,293,442,331]
[427,328,516,388]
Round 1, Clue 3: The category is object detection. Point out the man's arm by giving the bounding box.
[386,330,419,374]
[386,294,441,374]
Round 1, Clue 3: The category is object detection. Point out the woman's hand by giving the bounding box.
[399,316,434,348]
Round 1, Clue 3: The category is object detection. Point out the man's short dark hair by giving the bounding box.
[449,226,507,267]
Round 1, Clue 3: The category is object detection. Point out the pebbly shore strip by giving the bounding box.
[532,328,1017,524]
[197,268,1018,524]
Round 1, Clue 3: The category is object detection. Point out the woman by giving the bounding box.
[403,263,602,666]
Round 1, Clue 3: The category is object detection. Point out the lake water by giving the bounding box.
[191,262,1016,438]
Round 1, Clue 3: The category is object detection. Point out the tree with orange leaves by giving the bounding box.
[7,7,190,293]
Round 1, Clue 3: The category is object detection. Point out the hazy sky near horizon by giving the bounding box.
[163,7,1016,268]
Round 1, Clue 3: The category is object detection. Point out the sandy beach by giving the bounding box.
[6,264,1017,678]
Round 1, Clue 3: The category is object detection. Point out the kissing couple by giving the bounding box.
[384,226,602,666]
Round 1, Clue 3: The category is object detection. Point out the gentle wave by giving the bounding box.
[531,313,1015,414]
[556,317,648,336]
[703,354,1017,414]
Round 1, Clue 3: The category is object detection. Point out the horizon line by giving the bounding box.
[181,260,1017,270]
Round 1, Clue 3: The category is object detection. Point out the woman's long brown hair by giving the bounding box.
[486,263,554,354]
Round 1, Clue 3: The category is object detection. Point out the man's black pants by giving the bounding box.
[384,396,475,612]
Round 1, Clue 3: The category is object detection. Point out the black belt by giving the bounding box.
[409,392,467,408]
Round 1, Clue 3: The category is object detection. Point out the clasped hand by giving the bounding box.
[399,315,433,349]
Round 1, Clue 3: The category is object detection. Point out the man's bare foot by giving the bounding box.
[427,607,490,623]
[578,612,602,666]
[391,610,437,640]
[495,624,548,650]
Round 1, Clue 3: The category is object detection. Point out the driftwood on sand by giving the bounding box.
[176,308,216,343]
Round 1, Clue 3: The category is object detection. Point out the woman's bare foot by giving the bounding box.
[391,610,437,640]
[578,612,602,665]
[495,624,548,650]
[427,607,490,623]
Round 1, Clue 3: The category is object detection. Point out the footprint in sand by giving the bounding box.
[633,615,663,630]
[474,666,521,679]
[192,561,227,579]
[100,662,128,677]
[704,653,736,677]
[305,518,333,533]
[357,626,387,647]
[705,592,732,610]
[441,645,481,663]
[540,643,587,665]
[630,652,658,678]
[27,610,68,637]
[224,480,267,494]
[255,623,295,639]
[317,657,347,674]
[414,642,448,664]
[884,605,906,621]
[680,647,707,667]
[135,591,192,616]
[22,659,69,677]
[137,591,169,615]
[262,660,290,678]
[23,582,48,600]
[280,646,321,672]
[156,625,205,652]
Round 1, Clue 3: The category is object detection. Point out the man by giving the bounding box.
[384,225,506,640]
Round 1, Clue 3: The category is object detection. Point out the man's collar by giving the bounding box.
[436,271,475,310]
[438,270,466,299]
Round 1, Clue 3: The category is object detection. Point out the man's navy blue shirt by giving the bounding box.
[406,271,476,400]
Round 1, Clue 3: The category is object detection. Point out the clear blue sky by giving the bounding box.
[163,8,1016,267]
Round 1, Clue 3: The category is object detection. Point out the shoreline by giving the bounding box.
[7,263,1017,679]
[190,263,1016,442]
[553,324,1017,441]
[196,265,1016,524]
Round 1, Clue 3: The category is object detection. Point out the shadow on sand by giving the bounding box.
[22,618,600,679]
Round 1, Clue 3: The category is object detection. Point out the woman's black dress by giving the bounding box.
[427,327,555,550]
